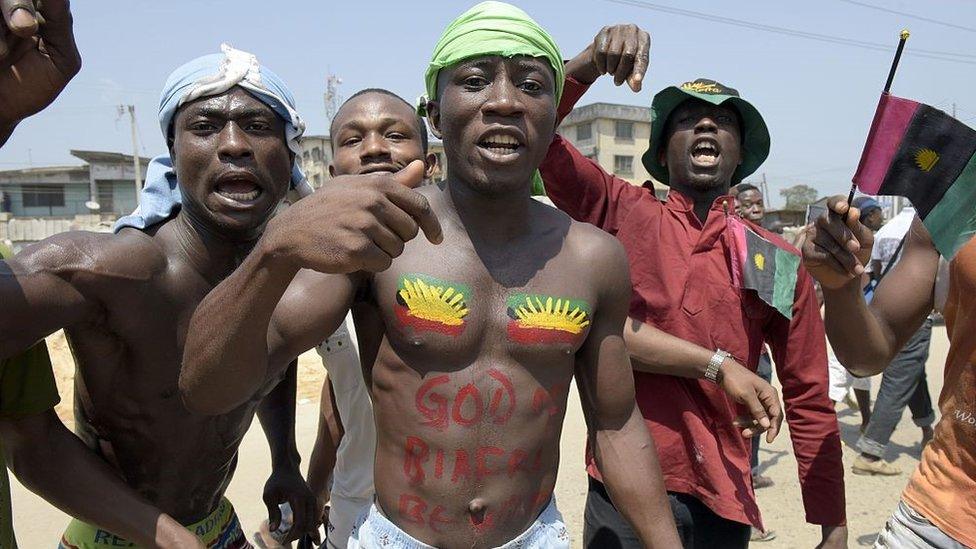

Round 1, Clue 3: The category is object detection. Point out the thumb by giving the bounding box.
[392,159,426,189]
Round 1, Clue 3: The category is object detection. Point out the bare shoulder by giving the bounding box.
[14,228,166,282]
[532,199,630,287]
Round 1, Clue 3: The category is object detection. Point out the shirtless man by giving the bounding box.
[181,3,680,547]
[0,44,344,545]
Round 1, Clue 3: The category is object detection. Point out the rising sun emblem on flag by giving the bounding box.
[395,275,469,336]
[914,148,939,172]
[507,294,591,344]
[753,253,765,271]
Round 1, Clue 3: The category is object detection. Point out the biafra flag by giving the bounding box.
[853,93,976,259]
[728,216,800,319]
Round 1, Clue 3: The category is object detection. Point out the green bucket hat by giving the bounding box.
[642,78,770,185]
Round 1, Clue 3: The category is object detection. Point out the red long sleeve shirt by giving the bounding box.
[542,78,845,529]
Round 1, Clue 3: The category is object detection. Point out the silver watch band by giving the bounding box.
[705,349,730,383]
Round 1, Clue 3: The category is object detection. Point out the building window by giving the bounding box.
[613,155,634,176]
[312,147,322,162]
[22,185,65,208]
[576,123,592,141]
[615,121,634,140]
[97,183,115,213]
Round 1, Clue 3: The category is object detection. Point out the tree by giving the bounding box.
[780,184,819,211]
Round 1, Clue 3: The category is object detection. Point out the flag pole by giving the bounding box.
[846,29,911,209]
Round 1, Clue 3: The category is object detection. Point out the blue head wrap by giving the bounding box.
[114,44,311,232]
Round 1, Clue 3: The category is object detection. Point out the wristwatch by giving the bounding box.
[705,349,730,384]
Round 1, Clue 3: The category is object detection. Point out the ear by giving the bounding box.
[424,153,438,179]
[328,163,336,178]
[426,101,443,139]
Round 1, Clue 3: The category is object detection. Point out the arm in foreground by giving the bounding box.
[258,360,318,542]
[575,238,680,548]
[180,162,438,414]
[0,410,203,548]
[624,319,782,440]
[0,233,110,359]
[802,198,938,375]
[766,267,847,542]
[0,0,82,146]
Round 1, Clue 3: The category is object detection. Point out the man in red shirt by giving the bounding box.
[540,26,847,549]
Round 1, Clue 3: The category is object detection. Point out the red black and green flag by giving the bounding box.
[853,93,976,259]
[727,216,800,319]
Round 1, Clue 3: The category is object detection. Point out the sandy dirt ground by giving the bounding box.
[10,326,949,548]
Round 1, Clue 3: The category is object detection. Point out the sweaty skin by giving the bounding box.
[0,89,305,525]
[182,55,679,548]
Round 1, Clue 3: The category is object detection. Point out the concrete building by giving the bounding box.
[297,134,447,189]
[557,101,668,198]
[0,150,149,217]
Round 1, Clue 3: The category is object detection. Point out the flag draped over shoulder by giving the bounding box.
[727,216,800,319]
[853,93,976,259]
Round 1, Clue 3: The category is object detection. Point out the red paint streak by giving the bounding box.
[486,369,516,425]
[396,305,464,336]
[415,375,450,431]
[452,448,470,483]
[429,505,452,533]
[507,449,529,477]
[434,449,444,480]
[507,321,578,344]
[531,448,544,472]
[451,383,483,427]
[476,446,505,480]
[398,494,427,526]
[403,436,429,486]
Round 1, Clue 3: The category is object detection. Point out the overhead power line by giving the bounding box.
[605,0,976,65]
[838,0,976,34]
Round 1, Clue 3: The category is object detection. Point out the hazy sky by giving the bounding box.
[2,0,974,207]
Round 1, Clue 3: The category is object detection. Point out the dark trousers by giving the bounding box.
[583,477,751,549]
[856,319,935,458]
[751,353,773,473]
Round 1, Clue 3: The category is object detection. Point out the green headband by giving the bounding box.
[421,1,564,114]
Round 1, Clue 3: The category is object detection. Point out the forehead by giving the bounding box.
[175,87,276,120]
[671,97,739,120]
[333,93,417,130]
[439,55,554,83]
[738,189,763,201]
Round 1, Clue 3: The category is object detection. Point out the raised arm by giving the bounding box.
[801,198,938,375]
[575,235,680,548]
[180,161,441,414]
[0,0,81,146]
[540,25,650,231]
[0,233,110,359]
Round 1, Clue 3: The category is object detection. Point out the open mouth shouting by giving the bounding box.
[214,172,264,206]
[477,130,524,163]
[690,138,720,168]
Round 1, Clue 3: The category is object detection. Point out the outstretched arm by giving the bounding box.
[576,238,680,548]
[801,199,938,375]
[0,0,81,146]
[180,161,441,414]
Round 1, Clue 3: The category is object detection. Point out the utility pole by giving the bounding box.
[323,73,343,124]
[952,102,957,118]
[761,172,769,206]
[118,105,143,206]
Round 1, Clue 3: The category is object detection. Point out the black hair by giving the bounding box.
[329,88,429,153]
[733,183,759,194]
